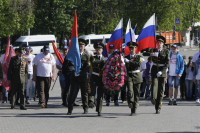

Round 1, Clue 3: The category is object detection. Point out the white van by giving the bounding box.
[79,34,111,52]
[13,35,56,54]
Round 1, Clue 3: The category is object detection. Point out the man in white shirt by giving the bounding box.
[23,47,35,104]
[56,45,68,106]
[33,45,56,108]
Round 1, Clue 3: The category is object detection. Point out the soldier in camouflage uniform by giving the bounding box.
[7,48,28,110]
[150,35,169,114]
[124,42,144,116]
[67,39,91,115]
[88,42,104,116]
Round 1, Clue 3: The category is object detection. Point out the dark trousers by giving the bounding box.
[36,76,51,105]
[89,74,104,112]
[105,92,119,103]
[61,74,71,105]
[127,77,141,111]
[0,86,7,101]
[121,81,127,101]
[180,78,186,99]
[151,77,165,110]
[11,82,25,107]
[68,75,88,112]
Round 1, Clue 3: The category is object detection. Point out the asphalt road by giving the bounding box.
[0,46,199,133]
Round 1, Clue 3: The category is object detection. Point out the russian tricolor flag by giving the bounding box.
[136,13,156,53]
[65,10,81,75]
[124,19,136,55]
[102,18,123,56]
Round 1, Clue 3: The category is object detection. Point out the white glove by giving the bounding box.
[124,58,130,63]
[157,71,162,77]
[75,73,80,77]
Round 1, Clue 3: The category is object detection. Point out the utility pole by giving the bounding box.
[172,15,176,48]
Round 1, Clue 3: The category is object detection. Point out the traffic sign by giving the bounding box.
[175,18,180,24]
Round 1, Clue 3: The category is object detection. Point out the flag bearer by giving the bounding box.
[150,35,169,114]
[67,39,90,115]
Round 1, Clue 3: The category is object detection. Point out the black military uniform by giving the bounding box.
[125,42,143,115]
[7,48,28,110]
[88,42,104,116]
[67,39,90,115]
[150,35,169,114]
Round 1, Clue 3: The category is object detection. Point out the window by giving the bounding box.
[13,42,27,47]
[28,41,54,46]
[90,39,103,44]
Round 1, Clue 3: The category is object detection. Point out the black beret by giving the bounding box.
[127,42,138,48]
[156,35,166,43]
[94,42,104,49]
[78,39,87,46]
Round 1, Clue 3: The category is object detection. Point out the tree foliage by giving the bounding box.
[0,0,34,38]
[1,0,200,40]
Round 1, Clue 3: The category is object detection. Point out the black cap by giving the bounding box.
[43,45,50,53]
[25,46,31,51]
[171,44,177,48]
[78,39,87,46]
[156,35,166,43]
[109,44,115,49]
[62,45,68,50]
[94,42,104,49]
[127,42,138,48]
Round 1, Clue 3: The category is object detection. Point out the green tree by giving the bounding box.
[33,0,75,39]
[0,0,34,38]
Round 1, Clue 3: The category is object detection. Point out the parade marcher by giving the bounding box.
[88,42,104,116]
[150,35,169,114]
[7,47,28,110]
[104,44,120,106]
[124,42,143,115]
[56,45,68,107]
[67,39,90,115]
[167,44,184,105]
[33,45,56,108]
[23,46,35,104]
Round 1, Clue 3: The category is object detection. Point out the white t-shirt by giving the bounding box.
[23,54,35,74]
[192,52,200,63]
[0,54,5,64]
[196,65,200,80]
[33,53,56,77]
[169,54,177,76]
[56,54,65,68]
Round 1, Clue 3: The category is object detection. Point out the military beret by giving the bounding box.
[94,42,104,49]
[127,42,138,48]
[78,39,87,46]
[156,35,166,43]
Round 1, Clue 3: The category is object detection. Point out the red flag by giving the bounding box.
[2,37,16,90]
[52,41,64,64]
